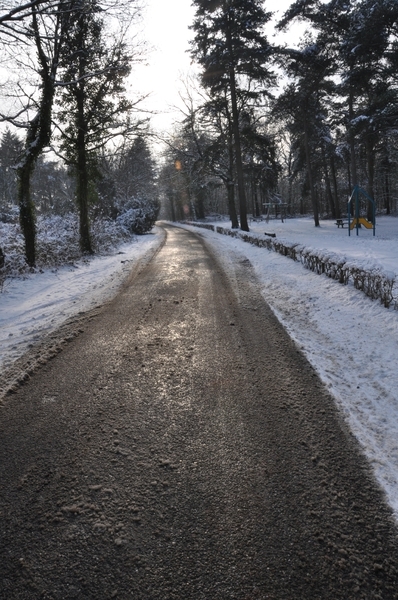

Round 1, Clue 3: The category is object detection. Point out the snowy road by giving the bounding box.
[0,224,398,599]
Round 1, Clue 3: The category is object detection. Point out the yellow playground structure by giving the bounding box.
[350,217,373,230]
[348,185,376,236]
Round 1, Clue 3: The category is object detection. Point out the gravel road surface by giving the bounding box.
[1,223,398,599]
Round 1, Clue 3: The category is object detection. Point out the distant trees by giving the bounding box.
[2,0,398,243]
[111,136,160,234]
[0,129,23,209]
[114,136,158,205]
[0,0,77,265]
[171,0,398,224]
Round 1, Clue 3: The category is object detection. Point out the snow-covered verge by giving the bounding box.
[185,217,398,309]
[175,217,398,522]
[0,225,165,372]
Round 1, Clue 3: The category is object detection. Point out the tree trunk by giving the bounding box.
[365,135,375,222]
[76,93,93,255]
[169,195,176,222]
[385,171,391,215]
[196,187,206,220]
[224,14,248,232]
[330,154,341,219]
[321,145,336,218]
[17,161,36,267]
[303,124,320,226]
[348,86,358,188]
[287,149,293,215]
[76,159,93,254]
[254,183,260,217]
[229,67,249,231]
[227,120,239,228]
[15,5,59,266]
[226,181,239,228]
[347,160,352,215]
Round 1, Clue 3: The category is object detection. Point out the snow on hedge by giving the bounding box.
[185,220,398,309]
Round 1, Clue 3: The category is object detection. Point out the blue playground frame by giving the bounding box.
[348,185,376,237]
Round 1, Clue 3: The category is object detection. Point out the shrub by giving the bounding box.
[116,197,159,235]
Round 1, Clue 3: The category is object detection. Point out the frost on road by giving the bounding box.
[0,224,398,599]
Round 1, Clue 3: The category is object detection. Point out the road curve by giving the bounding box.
[1,223,398,599]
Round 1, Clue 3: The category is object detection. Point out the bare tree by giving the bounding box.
[0,0,144,264]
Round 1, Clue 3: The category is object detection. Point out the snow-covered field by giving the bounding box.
[1,215,398,522]
[178,216,398,521]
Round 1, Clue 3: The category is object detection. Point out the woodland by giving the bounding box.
[1,0,398,268]
[161,0,398,231]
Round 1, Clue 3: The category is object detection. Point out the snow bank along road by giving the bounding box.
[1,224,398,599]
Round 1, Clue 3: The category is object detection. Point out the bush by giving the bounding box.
[116,197,159,235]
[0,212,139,291]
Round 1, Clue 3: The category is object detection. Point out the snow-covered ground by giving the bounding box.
[0,230,164,372]
[177,216,398,521]
[1,215,398,522]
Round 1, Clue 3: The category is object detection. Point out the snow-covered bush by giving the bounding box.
[116,196,159,235]
[0,220,28,288]
[0,206,19,224]
[0,212,137,290]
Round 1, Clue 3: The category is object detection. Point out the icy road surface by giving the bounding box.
[1,224,397,599]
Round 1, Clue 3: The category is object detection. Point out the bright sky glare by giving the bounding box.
[133,0,302,134]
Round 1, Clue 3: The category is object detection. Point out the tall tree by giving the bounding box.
[278,0,398,220]
[56,0,134,253]
[190,0,274,231]
[274,38,335,225]
[177,87,240,227]
[115,136,158,204]
[0,0,77,265]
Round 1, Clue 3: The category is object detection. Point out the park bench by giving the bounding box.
[335,219,349,228]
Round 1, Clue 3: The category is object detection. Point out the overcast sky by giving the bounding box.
[133,0,301,134]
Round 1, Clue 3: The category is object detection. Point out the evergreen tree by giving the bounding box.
[116,137,158,204]
[0,128,23,209]
[190,0,274,231]
[278,0,398,220]
[274,37,335,225]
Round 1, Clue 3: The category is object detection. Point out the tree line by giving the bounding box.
[0,0,159,266]
[159,0,398,230]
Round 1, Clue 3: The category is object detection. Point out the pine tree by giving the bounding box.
[190,0,274,231]
[116,137,157,203]
[274,37,335,225]
[279,0,398,220]
[0,128,23,208]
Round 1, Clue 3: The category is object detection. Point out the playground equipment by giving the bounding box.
[348,185,376,237]
[262,201,288,223]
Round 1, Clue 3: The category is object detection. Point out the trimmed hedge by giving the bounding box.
[184,221,397,309]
